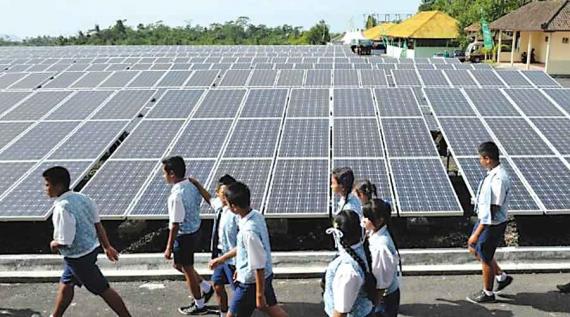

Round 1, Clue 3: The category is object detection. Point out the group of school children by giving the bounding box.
[42,141,516,317]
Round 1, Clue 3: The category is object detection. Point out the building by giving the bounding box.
[363,23,397,41]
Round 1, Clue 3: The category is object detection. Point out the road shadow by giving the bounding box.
[0,308,42,317]
[400,298,514,317]
[498,291,570,314]
[252,302,325,316]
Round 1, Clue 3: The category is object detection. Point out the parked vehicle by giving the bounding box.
[465,41,485,63]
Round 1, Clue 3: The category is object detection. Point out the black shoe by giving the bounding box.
[495,275,513,293]
[466,290,496,304]
[557,283,570,293]
[203,286,215,303]
[178,305,208,315]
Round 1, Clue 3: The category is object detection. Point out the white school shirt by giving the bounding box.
[476,164,509,225]
[52,191,101,258]
[211,197,232,250]
[368,226,399,289]
[168,180,188,230]
[238,210,266,270]
[333,244,365,313]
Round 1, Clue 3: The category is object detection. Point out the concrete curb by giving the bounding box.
[2,247,570,282]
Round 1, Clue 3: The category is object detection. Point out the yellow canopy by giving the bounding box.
[386,11,459,39]
[363,23,396,40]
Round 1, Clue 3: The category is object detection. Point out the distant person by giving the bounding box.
[222,182,288,317]
[190,174,238,317]
[42,166,131,317]
[466,142,513,304]
[162,156,214,315]
[323,210,375,317]
[331,167,362,217]
[362,199,401,317]
[354,179,379,205]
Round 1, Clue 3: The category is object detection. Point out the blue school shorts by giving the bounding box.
[60,248,110,295]
[471,220,507,264]
[212,259,236,287]
[229,274,278,317]
[173,231,199,266]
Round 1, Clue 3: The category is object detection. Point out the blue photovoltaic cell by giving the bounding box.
[360,70,387,86]
[333,70,359,86]
[421,106,440,131]
[438,117,494,157]
[485,117,554,156]
[185,70,219,87]
[219,70,252,87]
[112,120,185,159]
[46,91,113,121]
[424,88,476,116]
[375,88,422,117]
[8,72,54,89]
[390,158,462,215]
[418,70,449,87]
[193,89,246,119]
[469,70,504,87]
[504,89,563,116]
[71,71,111,88]
[248,70,278,87]
[305,70,332,86]
[43,71,86,89]
[521,71,560,88]
[239,89,288,118]
[0,73,28,88]
[463,88,520,116]
[169,120,233,158]
[333,88,375,117]
[92,90,156,120]
[156,70,192,87]
[82,160,157,218]
[128,160,216,218]
[128,71,166,87]
[544,89,570,114]
[276,70,304,87]
[334,118,384,158]
[0,162,36,198]
[224,119,281,158]
[99,71,139,88]
[0,161,92,220]
[391,69,421,86]
[1,91,72,121]
[0,122,32,149]
[530,118,570,155]
[146,89,204,119]
[287,89,329,117]
[456,158,541,213]
[266,159,329,215]
[0,91,31,115]
[495,71,533,87]
[279,119,329,157]
[444,70,478,87]
[512,157,570,213]
[381,118,438,157]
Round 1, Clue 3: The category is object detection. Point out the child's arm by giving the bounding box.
[95,222,119,262]
[255,268,267,309]
[209,248,237,269]
[165,223,179,260]
[188,177,212,203]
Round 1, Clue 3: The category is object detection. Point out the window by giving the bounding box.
[563,37,569,44]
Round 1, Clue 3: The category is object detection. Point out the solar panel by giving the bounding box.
[70,71,111,88]
[279,119,329,157]
[92,90,156,120]
[219,70,252,87]
[381,118,438,157]
[82,160,157,219]
[0,122,32,149]
[375,88,422,117]
[287,89,329,118]
[66,64,90,72]
[360,70,387,87]
[424,88,476,117]
[521,71,560,88]
[333,158,394,206]
[421,106,440,131]
[193,89,246,119]
[391,69,421,86]
[412,87,427,105]
[223,119,281,158]
[543,89,570,114]
[511,157,570,213]
[265,159,329,216]
[530,118,570,155]
[334,118,384,158]
[239,88,288,118]
[99,71,139,88]
[169,119,233,158]
[0,162,35,198]
[305,70,332,86]
[333,70,359,86]
[41,71,84,89]
[433,64,455,70]
[418,70,450,87]
[46,91,114,121]
[438,117,494,157]
[276,70,304,86]
[333,88,375,117]
[0,161,92,220]
[0,121,79,160]
[248,70,278,87]
[49,121,128,160]
[463,88,520,116]
[185,70,218,87]
[112,120,184,159]
[495,71,533,88]
[1,91,71,121]
[0,91,31,115]
[485,117,554,156]
[128,160,216,218]
[453,64,474,70]
[0,73,27,89]
[504,89,563,116]
[389,158,462,216]
[444,70,478,87]
[9,72,55,89]
[456,158,541,214]
[127,71,165,87]
[416,64,435,70]
[146,89,204,119]
[469,70,504,87]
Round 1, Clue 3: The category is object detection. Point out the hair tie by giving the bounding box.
[326,227,344,248]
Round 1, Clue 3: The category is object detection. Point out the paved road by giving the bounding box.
[1,273,570,317]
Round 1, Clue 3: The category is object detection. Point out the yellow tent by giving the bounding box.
[363,23,396,40]
[386,11,459,39]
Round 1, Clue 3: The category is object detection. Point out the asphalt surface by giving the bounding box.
[1,273,570,316]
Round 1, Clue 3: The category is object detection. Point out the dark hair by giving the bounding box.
[478,142,500,162]
[42,166,71,190]
[332,167,355,208]
[363,199,402,273]
[224,181,251,209]
[162,156,186,178]
[355,179,377,201]
[333,210,377,302]
[218,174,236,187]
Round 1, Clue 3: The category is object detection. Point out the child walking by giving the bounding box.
[354,179,378,205]
[331,167,362,217]
[43,166,131,317]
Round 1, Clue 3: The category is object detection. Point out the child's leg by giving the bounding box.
[481,261,495,291]
[491,258,503,276]
[52,283,74,317]
[99,287,132,317]
[214,284,229,312]
[182,265,203,300]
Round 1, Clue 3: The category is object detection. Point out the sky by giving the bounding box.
[0,0,420,39]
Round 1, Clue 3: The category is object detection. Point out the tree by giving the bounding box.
[306,20,330,45]
[365,15,377,29]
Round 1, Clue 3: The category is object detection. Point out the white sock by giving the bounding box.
[496,272,507,282]
[200,280,212,293]
[484,289,494,296]
[220,312,227,317]
[195,297,205,309]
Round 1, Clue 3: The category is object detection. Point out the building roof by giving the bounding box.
[490,0,570,31]
[363,23,397,40]
[386,11,459,39]
[464,22,481,33]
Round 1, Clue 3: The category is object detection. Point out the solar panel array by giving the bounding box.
[0,45,567,220]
